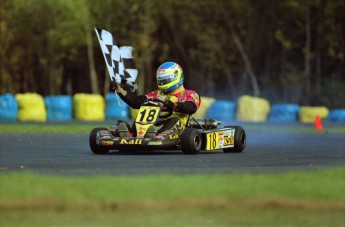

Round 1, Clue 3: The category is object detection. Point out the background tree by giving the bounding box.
[1,0,344,108]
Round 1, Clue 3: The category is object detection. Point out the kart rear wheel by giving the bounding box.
[89,127,110,154]
[223,126,246,153]
[181,128,202,155]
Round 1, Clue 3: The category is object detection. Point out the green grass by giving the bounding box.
[1,122,345,134]
[0,168,344,226]
[1,169,344,202]
[0,123,105,133]
[1,209,343,227]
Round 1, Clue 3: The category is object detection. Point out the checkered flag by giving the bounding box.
[120,46,138,92]
[94,28,138,92]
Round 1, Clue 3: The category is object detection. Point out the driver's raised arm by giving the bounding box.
[115,84,147,109]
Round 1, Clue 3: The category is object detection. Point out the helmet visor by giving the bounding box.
[157,72,178,86]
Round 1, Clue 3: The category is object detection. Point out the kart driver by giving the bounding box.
[113,61,201,138]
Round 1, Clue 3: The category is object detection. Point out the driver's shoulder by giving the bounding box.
[185,89,198,95]
[146,90,159,98]
[180,89,199,98]
[172,88,195,95]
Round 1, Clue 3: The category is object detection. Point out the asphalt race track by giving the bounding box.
[0,123,344,176]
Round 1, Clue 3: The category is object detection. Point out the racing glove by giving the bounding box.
[110,81,118,91]
[164,100,177,111]
[110,82,128,96]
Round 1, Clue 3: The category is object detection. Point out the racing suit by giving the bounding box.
[118,86,201,135]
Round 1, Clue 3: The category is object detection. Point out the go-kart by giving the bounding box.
[89,98,246,154]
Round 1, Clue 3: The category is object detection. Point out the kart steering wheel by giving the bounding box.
[145,98,174,118]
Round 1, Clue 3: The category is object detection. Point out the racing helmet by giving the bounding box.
[156,62,184,92]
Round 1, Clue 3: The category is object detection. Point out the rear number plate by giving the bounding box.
[205,129,235,150]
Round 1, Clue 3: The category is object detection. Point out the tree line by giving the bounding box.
[1,0,344,108]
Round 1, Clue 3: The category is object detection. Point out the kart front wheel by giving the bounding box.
[89,127,110,154]
[223,126,246,153]
[181,128,202,155]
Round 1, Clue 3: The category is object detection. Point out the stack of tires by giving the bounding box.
[73,93,105,121]
[328,109,345,122]
[268,104,300,122]
[45,96,73,121]
[15,93,47,122]
[105,93,129,120]
[207,100,236,122]
[0,93,18,121]
[299,106,329,123]
[236,95,270,122]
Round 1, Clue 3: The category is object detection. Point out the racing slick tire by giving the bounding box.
[181,128,202,155]
[89,127,110,154]
[223,126,246,153]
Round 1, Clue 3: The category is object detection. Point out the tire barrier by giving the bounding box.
[15,93,47,122]
[105,93,129,119]
[1,93,344,123]
[0,93,18,121]
[328,109,345,122]
[268,104,300,122]
[193,96,215,119]
[73,93,105,121]
[299,106,329,123]
[44,96,73,121]
[207,100,236,121]
[236,95,270,122]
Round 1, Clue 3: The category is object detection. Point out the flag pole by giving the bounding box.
[115,90,122,107]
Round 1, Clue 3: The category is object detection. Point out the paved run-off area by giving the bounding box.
[0,123,344,176]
